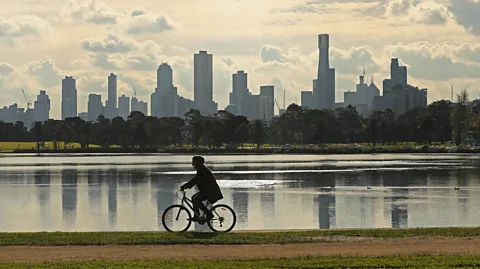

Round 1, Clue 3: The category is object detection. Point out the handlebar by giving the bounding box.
[176,189,186,199]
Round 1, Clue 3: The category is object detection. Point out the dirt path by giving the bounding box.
[1,237,479,263]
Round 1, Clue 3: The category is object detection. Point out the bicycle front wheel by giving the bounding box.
[162,205,192,232]
[207,204,236,232]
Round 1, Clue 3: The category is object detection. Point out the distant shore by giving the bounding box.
[7,144,480,155]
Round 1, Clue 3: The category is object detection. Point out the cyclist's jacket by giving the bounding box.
[183,165,223,204]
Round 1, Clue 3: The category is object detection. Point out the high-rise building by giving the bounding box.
[152,63,177,117]
[106,73,117,119]
[301,91,314,109]
[390,58,407,87]
[78,112,88,121]
[194,51,216,115]
[118,95,130,119]
[131,96,138,113]
[88,94,102,121]
[157,63,173,94]
[314,34,335,109]
[61,76,77,120]
[374,58,427,116]
[34,90,50,122]
[260,85,274,120]
[230,71,248,115]
[138,101,148,116]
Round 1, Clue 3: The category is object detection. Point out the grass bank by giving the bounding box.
[1,255,479,269]
[1,228,479,246]
[10,143,480,154]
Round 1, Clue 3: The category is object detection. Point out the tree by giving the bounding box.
[251,120,268,149]
[85,121,91,148]
[235,123,250,148]
[451,89,472,146]
[419,115,434,144]
[368,115,379,146]
[428,100,453,143]
[31,122,44,150]
[184,109,202,146]
[134,122,148,148]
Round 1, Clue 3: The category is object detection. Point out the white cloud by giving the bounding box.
[260,45,289,63]
[60,0,120,24]
[81,33,162,53]
[124,11,176,35]
[385,0,452,24]
[59,0,177,34]
[385,41,480,80]
[0,63,15,76]
[26,58,64,88]
[450,0,480,35]
[0,15,51,48]
[330,45,381,74]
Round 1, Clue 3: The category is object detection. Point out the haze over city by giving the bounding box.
[1,0,479,120]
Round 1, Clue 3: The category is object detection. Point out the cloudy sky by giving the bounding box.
[1,0,479,118]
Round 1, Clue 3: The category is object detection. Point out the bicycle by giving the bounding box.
[162,190,237,233]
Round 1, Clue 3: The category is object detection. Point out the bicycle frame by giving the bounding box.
[177,190,214,220]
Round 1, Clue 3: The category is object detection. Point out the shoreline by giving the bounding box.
[6,145,480,155]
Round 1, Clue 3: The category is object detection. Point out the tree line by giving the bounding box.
[1,90,479,150]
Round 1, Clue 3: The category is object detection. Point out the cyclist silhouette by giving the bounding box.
[180,156,223,223]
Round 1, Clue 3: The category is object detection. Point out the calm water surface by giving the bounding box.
[0,154,479,232]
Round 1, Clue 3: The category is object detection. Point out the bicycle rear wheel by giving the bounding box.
[207,204,236,232]
[162,205,192,232]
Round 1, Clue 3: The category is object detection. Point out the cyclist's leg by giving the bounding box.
[191,192,201,217]
[192,192,213,219]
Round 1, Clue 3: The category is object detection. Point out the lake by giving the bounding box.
[0,153,479,232]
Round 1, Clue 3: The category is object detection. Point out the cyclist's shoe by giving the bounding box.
[191,216,201,222]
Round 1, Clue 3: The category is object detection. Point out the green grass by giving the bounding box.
[1,255,480,269]
[0,142,85,153]
[0,228,479,246]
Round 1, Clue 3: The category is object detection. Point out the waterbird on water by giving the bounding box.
[454,187,460,191]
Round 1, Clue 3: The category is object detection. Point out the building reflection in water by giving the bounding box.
[34,171,51,231]
[151,173,176,231]
[106,169,118,229]
[315,173,336,230]
[388,172,409,228]
[87,170,102,225]
[61,169,78,230]
[231,172,249,228]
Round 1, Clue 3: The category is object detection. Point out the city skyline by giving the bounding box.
[1,0,480,119]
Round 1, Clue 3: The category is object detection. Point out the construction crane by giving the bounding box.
[133,86,137,98]
[275,99,281,111]
[21,89,32,110]
[275,91,287,116]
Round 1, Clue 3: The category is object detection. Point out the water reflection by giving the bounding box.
[0,158,480,232]
[61,170,77,230]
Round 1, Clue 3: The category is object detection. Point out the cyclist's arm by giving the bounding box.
[181,171,200,190]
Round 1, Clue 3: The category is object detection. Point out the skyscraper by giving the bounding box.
[34,90,50,122]
[157,63,173,94]
[118,95,130,119]
[61,76,77,120]
[88,94,102,121]
[194,51,216,115]
[301,91,314,109]
[390,58,407,87]
[138,101,148,116]
[230,71,248,115]
[152,63,176,117]
[314,34,335,109]
[106,73,117,119]
[260,85,275,120]
[131,96,138,113]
